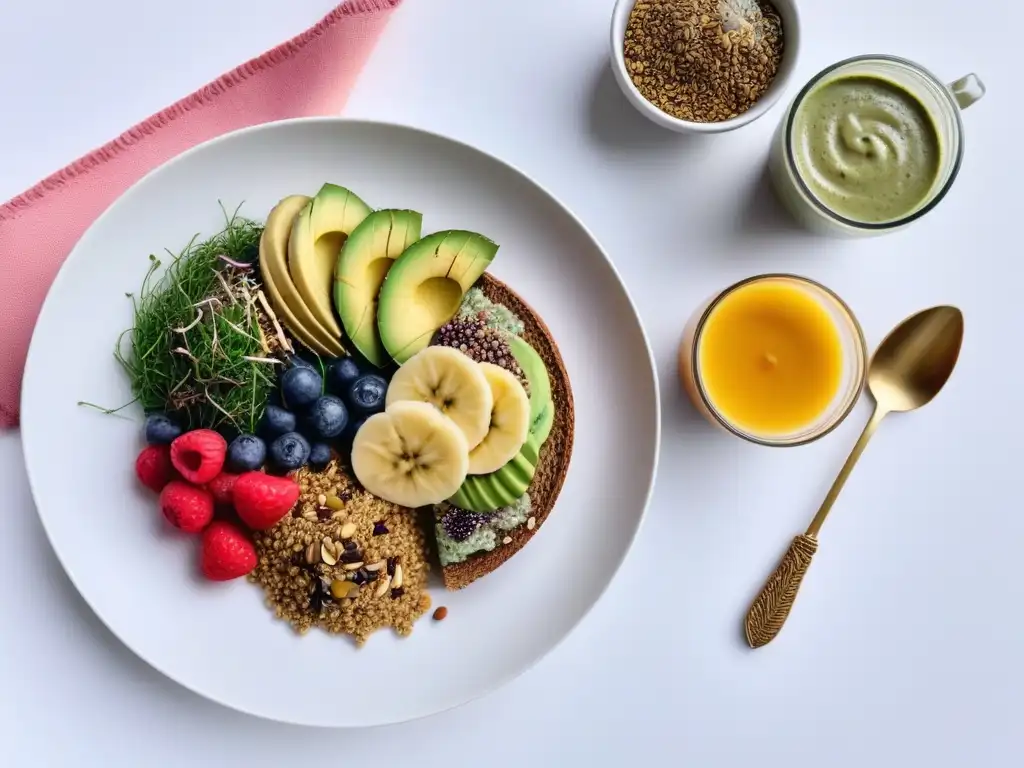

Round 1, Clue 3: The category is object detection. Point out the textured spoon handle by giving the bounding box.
[744,534,819,648]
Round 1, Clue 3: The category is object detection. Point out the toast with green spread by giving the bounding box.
[429,274,574,590]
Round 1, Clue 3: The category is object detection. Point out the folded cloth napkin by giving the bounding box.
[0,0,402,429]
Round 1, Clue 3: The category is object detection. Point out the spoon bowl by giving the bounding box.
[868,305,964,413]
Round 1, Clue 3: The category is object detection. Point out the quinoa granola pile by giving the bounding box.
[248,459,432,645]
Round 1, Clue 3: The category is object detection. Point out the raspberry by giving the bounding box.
[135,445,175,493]
[232,472,300,530]
[170,429,227,484]
[159,481,214,534]
[207,472,239,507]
[200,521,257,581]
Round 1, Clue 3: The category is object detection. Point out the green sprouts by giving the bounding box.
[113,205,279,433]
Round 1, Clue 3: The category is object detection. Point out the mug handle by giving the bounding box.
[948,73,986,110]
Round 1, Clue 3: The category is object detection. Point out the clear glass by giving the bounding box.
[768,54,986,237]
[678,274,868,446]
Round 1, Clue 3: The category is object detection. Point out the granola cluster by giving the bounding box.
[247,460,432,645]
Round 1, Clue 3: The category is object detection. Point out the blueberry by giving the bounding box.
[347,374,388,415]
[269,432,311,471]
[226,434,266,472]
[280,367,322,409]
[327,357,361,395]
[144,412,182,445]
[259,404,296,439]
[308,443,333,472]
[302,395,348,441]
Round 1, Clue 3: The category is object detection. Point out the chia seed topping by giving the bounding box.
[432,317,529,394]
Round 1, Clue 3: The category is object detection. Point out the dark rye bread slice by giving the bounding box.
[441,273,575,590]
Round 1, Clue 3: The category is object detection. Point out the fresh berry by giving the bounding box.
[170,429,227,484]
[159,481,215,533]
[207,472,240,506]
[268,431,311,472]
[144,412,182,445]
[440,507,491,542]
[327,357,361,395]
[280,367,322,409]
[308,443,333,472]
[232,471,301,530]
[258,404,296,439]
[302,395,348,440]
[135,445,175,493]
[227,434,267,472]
[347,374,388,415]
[200,521,257,580]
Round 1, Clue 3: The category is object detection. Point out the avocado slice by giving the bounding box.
[449,435,541,513]
[258,195,347,357]
[377,231,498,363]
[498,451,534,494]
[333,210,423,367]
[449,476,493,514]
[469,476,506,513]
[509,337,552,432]
[531,402,554,446]
[288,184,371,339]
[509,335,554,444]
[518,436,540,469]
[447,339,554,513]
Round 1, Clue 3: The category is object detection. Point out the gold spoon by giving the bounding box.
[744,305,965,649]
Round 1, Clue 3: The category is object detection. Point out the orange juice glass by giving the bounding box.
[679,274,867,446]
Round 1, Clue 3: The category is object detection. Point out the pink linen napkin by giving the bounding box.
[0,0,403,429]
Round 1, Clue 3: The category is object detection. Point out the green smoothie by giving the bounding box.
[791,75,942,223]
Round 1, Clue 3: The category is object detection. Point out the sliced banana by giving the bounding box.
[385,346,493,449]
[351,401,469,508]
[467,363,531,475]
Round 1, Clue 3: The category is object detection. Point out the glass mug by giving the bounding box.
[768,54,986,237]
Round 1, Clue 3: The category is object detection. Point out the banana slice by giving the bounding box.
[385,346,493,449]
[467,363,531,475]
[351,401,469,508]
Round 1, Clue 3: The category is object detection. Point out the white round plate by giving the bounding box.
[21,119,660,727]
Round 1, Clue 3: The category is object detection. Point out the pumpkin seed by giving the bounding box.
[321,543,338,566]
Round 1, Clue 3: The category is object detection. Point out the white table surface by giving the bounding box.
[1,0,1020,765]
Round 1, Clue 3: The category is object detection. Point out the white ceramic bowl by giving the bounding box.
[609,0,801,134]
